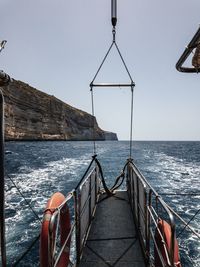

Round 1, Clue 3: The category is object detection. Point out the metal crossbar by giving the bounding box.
[91,83,135,87]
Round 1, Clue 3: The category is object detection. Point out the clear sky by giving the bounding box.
[1,0,200,140]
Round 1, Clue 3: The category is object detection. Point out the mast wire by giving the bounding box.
[177,208,200,238]
[6,174,41,223]
[0,90,6,267]
[6,173,44,266]
[12,234,40,266]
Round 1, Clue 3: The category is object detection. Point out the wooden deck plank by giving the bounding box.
[79,190,146,267]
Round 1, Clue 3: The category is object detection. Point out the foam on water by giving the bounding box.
[137,143,200,266]
[3,141,200,266]
[5,146,93,265]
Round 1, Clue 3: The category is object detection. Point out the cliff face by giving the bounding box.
[1,80,118,141]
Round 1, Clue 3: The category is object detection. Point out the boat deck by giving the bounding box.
[79,190,146,267]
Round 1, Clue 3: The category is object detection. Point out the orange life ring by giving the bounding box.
[154,219,182,267]
[40,192,71,267]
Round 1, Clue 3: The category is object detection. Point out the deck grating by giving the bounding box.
[79,190,146,267]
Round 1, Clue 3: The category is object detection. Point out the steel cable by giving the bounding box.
[6,174,41,223]
[177,208,200,238]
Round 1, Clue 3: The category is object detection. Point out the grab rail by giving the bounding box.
[47,160,101,266]
[48,192,74,267]
[74,165,101,263]
[125,160,176,267]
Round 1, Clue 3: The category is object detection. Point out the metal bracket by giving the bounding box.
[176,26,200,73]
[0,41,7,54]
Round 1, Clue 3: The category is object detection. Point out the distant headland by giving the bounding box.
[2,80,118,141]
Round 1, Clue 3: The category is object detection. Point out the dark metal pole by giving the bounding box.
[111,0,117,27]
[0,88,6,266]
[0,70,11,267]
[91,82,135,87]
[0,40,10,266]
[74,190,81,264]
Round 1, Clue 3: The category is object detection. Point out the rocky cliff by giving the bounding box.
[1,80,118,141]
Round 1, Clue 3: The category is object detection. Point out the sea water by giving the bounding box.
[3,141,200,266]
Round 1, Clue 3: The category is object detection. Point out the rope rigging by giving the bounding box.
[177,208,200,238]
[159,191,200,239]
[4,174,42,266]
[88,0,136,199]
[6,174,41,223]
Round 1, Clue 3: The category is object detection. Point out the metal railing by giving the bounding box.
[45,157,200,267]
[125,160,176,267]
[48,192,74,267]
[47,158,177,267]
[74,164,101,264]
[47,160,101,266]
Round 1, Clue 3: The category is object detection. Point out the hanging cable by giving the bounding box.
[94,158,113,196]
[166,204,200,239]
[12,234,40,266]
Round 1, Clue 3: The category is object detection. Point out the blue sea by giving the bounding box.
[4,141,200,266]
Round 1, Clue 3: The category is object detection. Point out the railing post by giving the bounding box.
[146,189,152,266]
[95,167,97,204]
[169,217,175,266]
[74,190,81,264]
[89,173,92,224]
[136,176,140,229]
[129,164,133,210]
[96,165,100,201]
[144,189,148,264]
[126,163,130,203]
